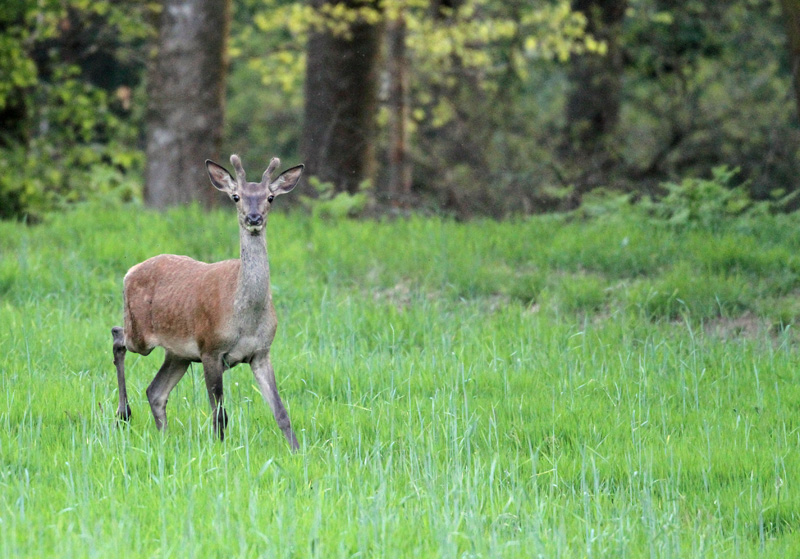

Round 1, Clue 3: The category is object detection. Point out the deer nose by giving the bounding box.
[245,213,263,227]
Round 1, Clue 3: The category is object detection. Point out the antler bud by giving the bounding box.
[261,157,281,187]
[230,154,247,188]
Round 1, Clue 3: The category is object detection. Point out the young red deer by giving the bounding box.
[111,155,303,449]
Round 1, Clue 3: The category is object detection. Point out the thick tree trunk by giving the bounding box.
[301,0,382,195]
[781,0,800,121]
[563,0,627,198]
[565,0,627,150]
[384,13,412,205]
[144,0,230,208]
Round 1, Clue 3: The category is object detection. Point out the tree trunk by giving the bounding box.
[563,0,627,196]
[144,0,230,208]
[384,13,412,205]
[781,0,800,121]
[301,0,382,195]
[566,0,627,149]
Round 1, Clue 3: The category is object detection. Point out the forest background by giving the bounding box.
[1,0,800,220]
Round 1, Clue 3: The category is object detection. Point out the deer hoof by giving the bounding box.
[116,404,132,422]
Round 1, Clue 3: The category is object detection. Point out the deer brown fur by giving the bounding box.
[111,155,303,449]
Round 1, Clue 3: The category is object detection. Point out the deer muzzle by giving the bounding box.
[245,213,264,228]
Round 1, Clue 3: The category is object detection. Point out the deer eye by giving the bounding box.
[232,194,240,202]
[268,195,274,203]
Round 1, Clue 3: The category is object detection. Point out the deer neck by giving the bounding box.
[235,226,271,314]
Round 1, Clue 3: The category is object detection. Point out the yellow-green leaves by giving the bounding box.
[243,0,606,130]
[521,3,604,62]
[0,34,37,110]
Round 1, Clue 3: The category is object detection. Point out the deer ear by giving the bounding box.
[206,160,237,193]
[269,164,304,196]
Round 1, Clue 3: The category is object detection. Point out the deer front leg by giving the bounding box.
[146,353,190,431]
[111,326,131,421]
[202,355,228,441]
[251,354,299,451]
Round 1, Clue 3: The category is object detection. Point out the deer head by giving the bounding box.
[206,155,304,234]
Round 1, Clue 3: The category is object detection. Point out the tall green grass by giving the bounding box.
[1,204,800,557]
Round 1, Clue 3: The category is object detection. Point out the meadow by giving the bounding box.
[1,201,800,557]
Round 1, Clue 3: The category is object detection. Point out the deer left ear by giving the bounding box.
[269,165,304,196]
[206,160,237,193]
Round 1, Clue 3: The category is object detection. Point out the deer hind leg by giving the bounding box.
[146,353,190,431]
[111,326,131,421]
[201,355,228,441]
[251,354,299,451]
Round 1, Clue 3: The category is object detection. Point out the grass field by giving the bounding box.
[2,202,800,557]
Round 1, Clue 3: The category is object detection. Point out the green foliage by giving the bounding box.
[299,176,372,219]
[581,165,793,234]
[642,165,756,230]
[228,0,601,214]
[229,0,799,217]
[4,208,800,556]
[0,1,152,220]
[618,0,799,198]
[225,0,304,165]
[0,33,36,109]
[237,0,599,93]
[1,0,796,219]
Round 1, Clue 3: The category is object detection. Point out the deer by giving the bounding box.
[110,154,303,450]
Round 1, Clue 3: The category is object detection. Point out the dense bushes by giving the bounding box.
[0,2,149,220]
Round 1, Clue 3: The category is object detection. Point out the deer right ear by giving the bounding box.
[269,164,304,196]
[206,160,237,193]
